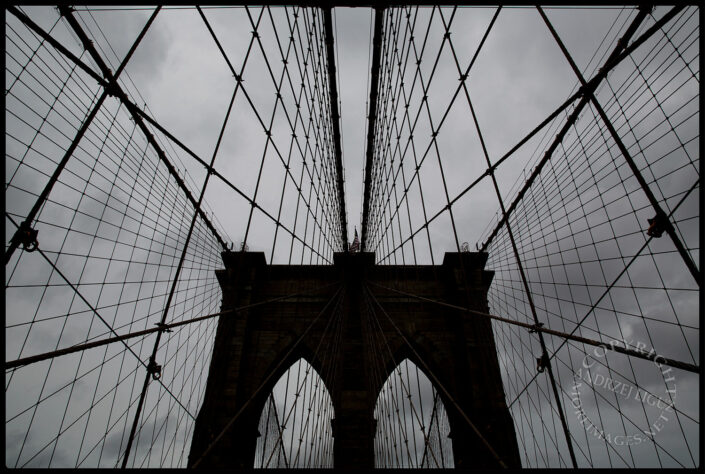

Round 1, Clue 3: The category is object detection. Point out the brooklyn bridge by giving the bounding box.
[5,4,700,468]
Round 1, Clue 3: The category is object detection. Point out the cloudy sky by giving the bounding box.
[5,5,699,469]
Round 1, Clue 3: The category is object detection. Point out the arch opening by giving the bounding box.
[374,359,454,468]
[253,358,334,468]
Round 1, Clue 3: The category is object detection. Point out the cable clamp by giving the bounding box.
[105,82,121,98]
[13,221,39,253]
[154,322,172,333]
[147,359,162,380]
[646,213,668,238]
[536,353,550,373]
[577,80,594,98]
[528,322,544,334]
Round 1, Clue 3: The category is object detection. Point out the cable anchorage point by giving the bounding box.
[536,352,550,374]
[528,322,544,334]
[13,221,39,253]
[147,358,162,380]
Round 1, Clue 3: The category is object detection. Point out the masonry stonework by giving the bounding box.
[188,251,521,469]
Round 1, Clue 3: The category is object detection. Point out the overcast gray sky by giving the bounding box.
[5,5,699,469]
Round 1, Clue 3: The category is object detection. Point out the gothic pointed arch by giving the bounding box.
[254,358,334,468]
[373,358,454,468]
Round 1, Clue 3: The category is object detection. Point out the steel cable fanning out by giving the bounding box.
[5,5,699,469]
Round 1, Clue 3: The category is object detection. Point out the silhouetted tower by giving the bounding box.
[187,251,521,468]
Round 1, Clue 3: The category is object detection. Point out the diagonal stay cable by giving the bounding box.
[481,4,685,252]
[197,6,336,262]
[368,6,500,258]
[5,281,340,370]
[16,345,155,468]
[366,282,698,374]
[262,283,344,467]
[5,11,63,96]
[377,4,648,260]
[237,7,341,259]
[361,286,443,468]
[119,4,261,464]
[453,12,583,466]
[270,392,291,468]
[554,342,689,467]
[4,5,167,265]
[29,10,331,264]
[128,105,329,261]
[56,6,228,254]
[506,176,700,408]
[190,285,343,468]
[372,6,504,260]
[364,281,424,466]
[4,213,196,420]
[419,391,439,466]
[363,284,508,469]
[5,6,108,87]
[536,5,699,286]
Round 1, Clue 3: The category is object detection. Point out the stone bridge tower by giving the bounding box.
[187,251,521,469]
